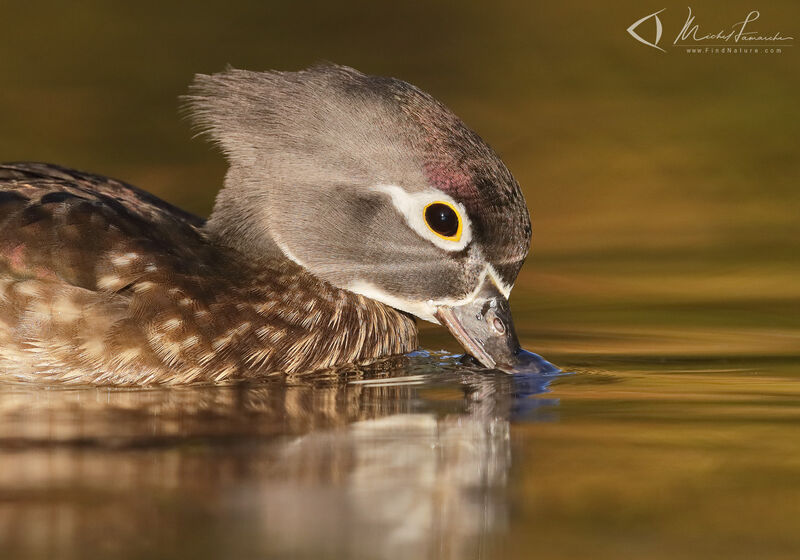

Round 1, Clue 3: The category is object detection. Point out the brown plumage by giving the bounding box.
[0,163,417,384]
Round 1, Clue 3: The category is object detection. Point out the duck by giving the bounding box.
[0,64,553,385]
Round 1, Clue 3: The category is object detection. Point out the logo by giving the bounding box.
[627,8,794,54]
[627,9,666,52]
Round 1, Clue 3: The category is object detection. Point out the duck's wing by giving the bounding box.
[0,162,216,383]
[0,162,209,289]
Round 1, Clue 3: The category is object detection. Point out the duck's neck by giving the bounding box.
[204,166,286,263]
[201,171,418,376]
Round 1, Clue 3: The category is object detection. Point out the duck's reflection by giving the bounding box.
[0,354,561,560]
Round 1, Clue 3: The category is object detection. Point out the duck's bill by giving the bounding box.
[434,277,559,375]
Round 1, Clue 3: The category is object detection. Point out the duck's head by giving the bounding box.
[187,64,554,374]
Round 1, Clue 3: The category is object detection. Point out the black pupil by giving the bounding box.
[425,203,459,237]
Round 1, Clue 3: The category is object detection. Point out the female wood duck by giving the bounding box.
[0,64,553,384]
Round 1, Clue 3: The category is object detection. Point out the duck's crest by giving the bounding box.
[183,63,424,167]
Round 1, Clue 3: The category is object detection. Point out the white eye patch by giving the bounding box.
[374,184,472,251]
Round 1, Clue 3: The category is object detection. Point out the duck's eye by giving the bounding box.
[423,202,462,241]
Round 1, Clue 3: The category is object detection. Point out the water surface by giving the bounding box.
[1,335,798,559]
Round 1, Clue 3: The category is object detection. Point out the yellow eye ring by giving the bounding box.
[423,201,462,241]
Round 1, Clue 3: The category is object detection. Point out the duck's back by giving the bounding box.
[0,162,212,283]
[0,163,417,384]
[0,163,218,383]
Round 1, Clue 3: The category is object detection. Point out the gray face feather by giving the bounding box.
[186,64,531,321]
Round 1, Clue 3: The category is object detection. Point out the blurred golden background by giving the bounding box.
[1,0,798,358]
[1,3,799,559]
